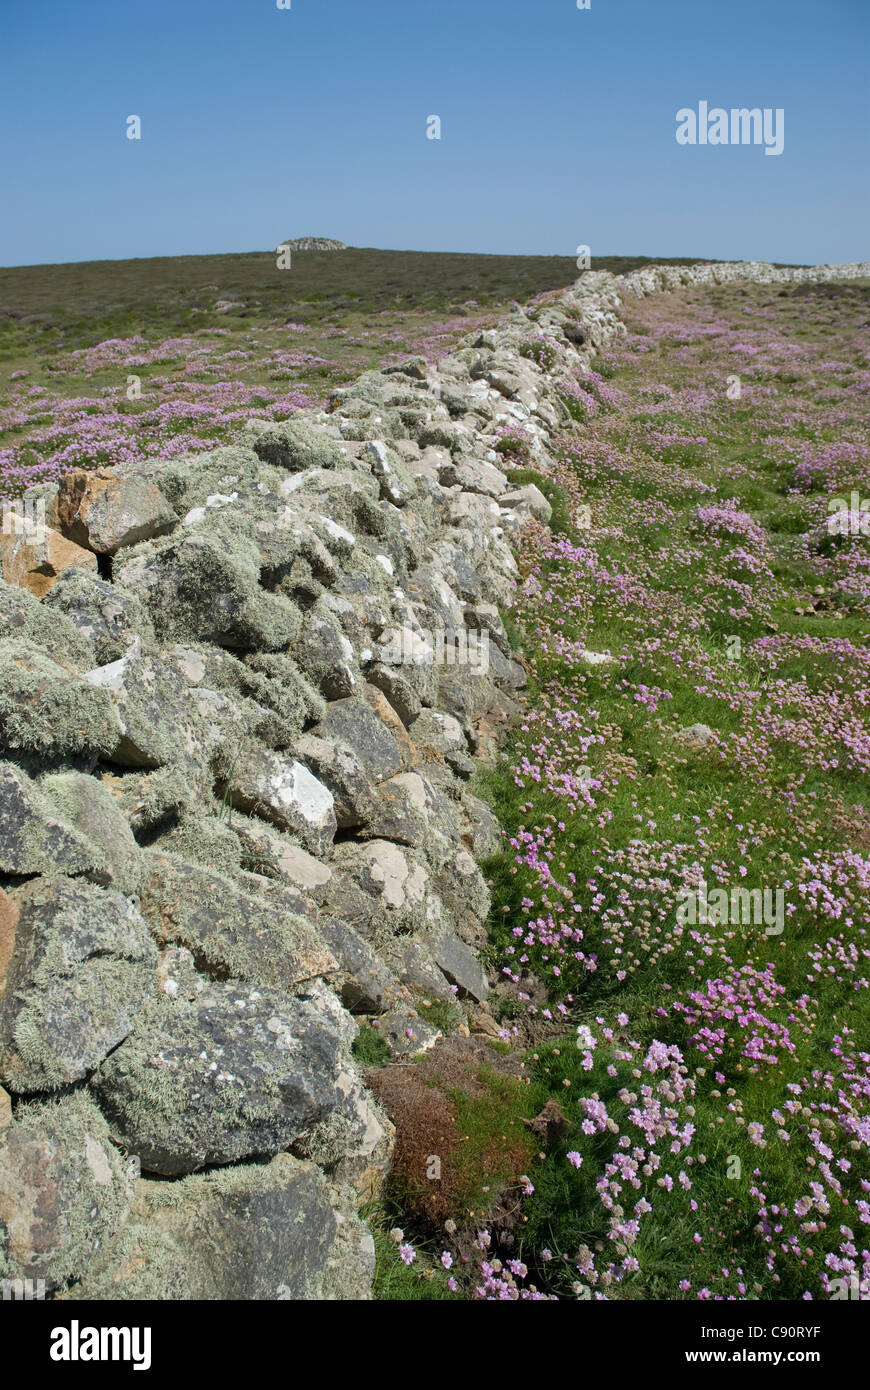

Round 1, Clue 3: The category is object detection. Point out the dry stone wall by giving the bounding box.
[0,258,866,1300]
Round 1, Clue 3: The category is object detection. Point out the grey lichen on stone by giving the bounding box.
[115,444,263,517]
[225,747,337,856]
[0,874,157,1092]
[44,569,156,665]
[40,770,143,894]
[0,1090,134,1290]
[115,530,301,652]
[60,1153,372,1301]
[0,576,96,670]
[98,765,192,836]
[0,639,120,762]
[242,419,348,473]
[84,644,211,773]
[150,812,243,877]
[240,651,325,746]
[137,849,335,989]
[0,762,101,879]
[90,981,352,1176]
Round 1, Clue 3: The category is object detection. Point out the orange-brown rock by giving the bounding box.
[0,886,19,997]
[54,468,175,554]
[0,525,97,598]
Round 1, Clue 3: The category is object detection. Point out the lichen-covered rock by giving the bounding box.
[230,819,334,895]
[0,763,101,879]
[458,790,504,859]
[239,651,325,746]
[226,747,337,855]
[441,455,508,498]
[362,683,418,767]
[292,1061,394,1198]
[432,851,491,950]
[54,468,176,554]
[115,444,264,518]
[409,707,474,777]
[463,600,511,655]
[436,665,497,727]
[0,577,96,669]
[115,531,301,650]
[280,467,386,541]
[362,440,415,506]
[98,766,192,836]
[384,937,455,1004]
[0,1091,134,1291]
[325,840,432,945]
[0,639,121,763]
[318,919,399,1013]
[360,771,452,854]
[60,1154,374,1301]
[149,813,243,877]
[366,663,425,727]
[39,771,142,894]
[293,733,376,830]
[425,926,489,1003]
[137,851,335,990]
[0,889,16,996]
[84,642,211,772]
[243,418,348,472]
[291,604,359,700]
[44,570,156,664]
[91,980,355,1175]
[0,875,157,1092]
[312,696,403,784]
[447,490,502,531]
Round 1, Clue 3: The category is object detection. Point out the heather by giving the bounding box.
[0,250,723,506]
[377,278,870,1301]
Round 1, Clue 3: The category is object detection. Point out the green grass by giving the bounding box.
[352,1026,391,1069]
[454,279,870,1299]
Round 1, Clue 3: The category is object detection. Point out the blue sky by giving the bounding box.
[1,0,867,267]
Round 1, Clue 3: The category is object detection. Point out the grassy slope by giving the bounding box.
[0,249,733,507]
[0,250,730,355]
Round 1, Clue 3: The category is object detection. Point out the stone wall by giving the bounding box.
[0,257,866,1299]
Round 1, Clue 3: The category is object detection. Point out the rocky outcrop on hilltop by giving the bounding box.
[281,237,348,251]
[1,257,866,1300]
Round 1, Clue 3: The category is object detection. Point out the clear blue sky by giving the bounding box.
[1,0,867,267]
